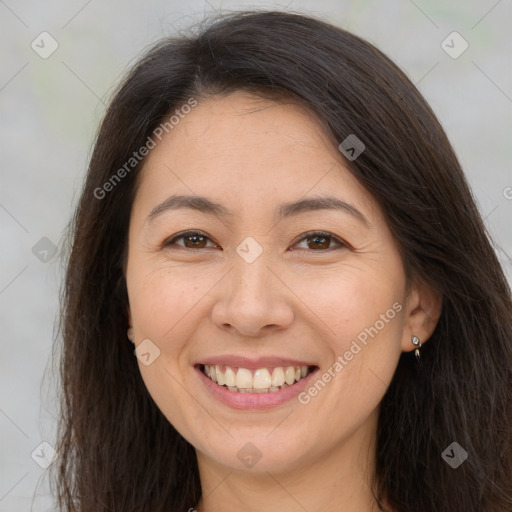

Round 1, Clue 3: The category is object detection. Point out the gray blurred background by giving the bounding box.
[1,0,511,510]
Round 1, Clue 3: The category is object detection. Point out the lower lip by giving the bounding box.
[195,365,319,410]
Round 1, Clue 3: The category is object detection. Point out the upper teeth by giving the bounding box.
[204,364,310,392]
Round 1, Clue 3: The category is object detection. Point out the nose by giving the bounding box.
[211,255,294,338]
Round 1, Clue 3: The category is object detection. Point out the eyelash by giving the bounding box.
[163,230,348,252]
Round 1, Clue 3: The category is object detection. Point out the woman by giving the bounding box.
[53,10,512,512]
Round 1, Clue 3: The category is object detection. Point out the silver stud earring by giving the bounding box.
[127,327,135,343]
[411,335,421,361]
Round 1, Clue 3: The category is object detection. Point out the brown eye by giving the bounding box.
[164,231,217,249]
[293,231,346,251]
[163,230,347,252]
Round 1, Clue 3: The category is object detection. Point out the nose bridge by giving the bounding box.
[228,232,273,292]
[230,249,275,304]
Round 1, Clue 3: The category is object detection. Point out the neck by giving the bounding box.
[195,408,386,512]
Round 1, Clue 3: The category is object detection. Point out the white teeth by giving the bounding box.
[271,367,285,387]
[253,368,272,389]
[203,363,312,392]
[235,368,253,389]
[285,366,296,385]
[224,367,236,387]
[216,365,225,386]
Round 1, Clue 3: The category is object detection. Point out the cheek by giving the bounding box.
[289,258,404,346]
[127,265,209,437]
[290,260,405,410]
[128,263,209,340]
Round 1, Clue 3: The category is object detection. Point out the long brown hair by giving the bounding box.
[52,10,512,511]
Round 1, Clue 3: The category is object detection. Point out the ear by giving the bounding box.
[400,278,442,353]
[126,305,132,327]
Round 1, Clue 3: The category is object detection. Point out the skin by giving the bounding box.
[125,90,442,512]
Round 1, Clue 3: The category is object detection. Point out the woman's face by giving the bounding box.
[125,90,424,475]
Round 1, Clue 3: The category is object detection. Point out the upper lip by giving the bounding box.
[197,355,317,369]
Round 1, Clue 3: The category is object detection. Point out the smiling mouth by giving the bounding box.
[200,364,317,393]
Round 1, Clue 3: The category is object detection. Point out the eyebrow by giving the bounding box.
[146,194,369,227]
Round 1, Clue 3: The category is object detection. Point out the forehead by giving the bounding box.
[132,90,376,222]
